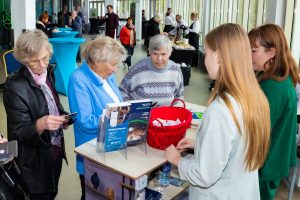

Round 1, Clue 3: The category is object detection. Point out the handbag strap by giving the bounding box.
[170,98,186,108]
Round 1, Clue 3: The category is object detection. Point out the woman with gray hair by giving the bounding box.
[144,13,163,47]
[3,29,71,200]
[119,34,184,106]
[68,36,127,200]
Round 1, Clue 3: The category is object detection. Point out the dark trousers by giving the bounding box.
[105,29,116,38]
[259,179,281,200]
[163,25,174,33]
[80,174,85,200]
[30,154,63,200]
[189,32,200,67]
[123,45,134,67]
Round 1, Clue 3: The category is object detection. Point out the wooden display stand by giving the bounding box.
[74,102,207,200]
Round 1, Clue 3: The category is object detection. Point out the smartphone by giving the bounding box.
[170,176,184,187]
[65,112,78,120]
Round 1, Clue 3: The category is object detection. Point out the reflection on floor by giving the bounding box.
[0,35,299,200]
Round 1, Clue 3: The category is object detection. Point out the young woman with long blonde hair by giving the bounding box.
[248,24,299,200]
[165,23,270,199]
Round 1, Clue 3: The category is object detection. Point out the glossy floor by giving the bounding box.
[0,36,299,200]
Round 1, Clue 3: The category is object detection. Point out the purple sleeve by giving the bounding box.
[114,14,119,29]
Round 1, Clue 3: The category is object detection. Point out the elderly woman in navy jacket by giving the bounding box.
[68,36,127,200]
[3,30,71,200]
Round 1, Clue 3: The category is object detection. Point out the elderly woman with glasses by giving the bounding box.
[3,29,72,200]
[68,36,127,200]
[119,34,184,106]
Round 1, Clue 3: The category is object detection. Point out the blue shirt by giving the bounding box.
[68,61,122,174]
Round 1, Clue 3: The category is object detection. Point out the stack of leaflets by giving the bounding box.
[97,99,152,153]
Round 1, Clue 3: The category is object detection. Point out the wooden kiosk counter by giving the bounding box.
[74,103,206,200]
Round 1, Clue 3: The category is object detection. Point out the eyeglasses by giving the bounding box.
[27,56,50,66]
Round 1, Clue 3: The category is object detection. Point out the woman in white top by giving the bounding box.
[165,23,271,200]
[187,12,200,66]
[163,8,176,33]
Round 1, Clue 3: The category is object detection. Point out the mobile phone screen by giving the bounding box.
[65,112,78,120]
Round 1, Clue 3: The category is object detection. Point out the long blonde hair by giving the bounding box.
[205,23,270,171]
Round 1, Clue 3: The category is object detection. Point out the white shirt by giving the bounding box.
[187,20,200,34]
[178,95,260,200]
[92,70,120,103]
[169,19,188,35]
[164,14,176,26]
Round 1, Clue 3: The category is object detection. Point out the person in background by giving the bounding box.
[144,13,163,47]
[163,8,176,33]
[186,12,200,66]
[248,24,299,200]
[75,5,85,32]
[142,9,147,21]
[100,5,119,38]
[119,17,136,69]
[44,11,52,23]
[68,36,127,200]
[165,23,270,200]
[3,30,72,200]
[36,14,51,37]
[168,15,187,42]
[57,4,71,27]
[70,10,83,62]
[119,35,184,106]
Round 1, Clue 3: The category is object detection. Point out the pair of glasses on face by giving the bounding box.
[27,56,51,66]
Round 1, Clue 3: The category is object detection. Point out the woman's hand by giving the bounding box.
[0,135,8,143]
[165,145,181,166]
[36,115,66,134]
[176,138,195,151]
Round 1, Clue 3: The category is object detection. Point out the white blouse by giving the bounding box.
[164,14,176,26]
[187,20,200,34]
[92,70,120,103]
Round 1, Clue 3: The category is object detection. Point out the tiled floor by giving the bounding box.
[0,35,299,200]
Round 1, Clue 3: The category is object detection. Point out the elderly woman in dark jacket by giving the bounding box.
[3,30,71,200]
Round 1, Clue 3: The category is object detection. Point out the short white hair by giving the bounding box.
[13,29,52,64]
[82,36,127,64]
[154,13,163,23]
[148,35,172,53]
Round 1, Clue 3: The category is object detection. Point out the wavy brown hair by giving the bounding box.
[205,23,270,171]
[248,24,299,86]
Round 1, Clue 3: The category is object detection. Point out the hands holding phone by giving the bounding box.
[35,112,77,134]
[165,138,195,166]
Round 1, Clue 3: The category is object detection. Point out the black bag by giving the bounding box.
[180,64,191,86]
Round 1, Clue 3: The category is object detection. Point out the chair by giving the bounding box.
[0,50,21,89]
[284,115,300,200]
[3,50,21,77]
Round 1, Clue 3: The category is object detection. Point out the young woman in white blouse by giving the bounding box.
[165,23,271,200]
[163,8,176,33]
[187,12,200,66]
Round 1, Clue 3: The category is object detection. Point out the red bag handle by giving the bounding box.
[170,98,186,108]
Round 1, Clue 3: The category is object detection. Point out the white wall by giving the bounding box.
[11,0,36,44]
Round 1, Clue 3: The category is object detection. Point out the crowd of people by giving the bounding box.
[0,5,299,200]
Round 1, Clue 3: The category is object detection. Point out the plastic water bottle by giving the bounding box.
[159,163,171,187]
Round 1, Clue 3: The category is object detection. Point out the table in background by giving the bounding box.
[169,46,196,66]
[49,37,85,95]
[51,31,78,38]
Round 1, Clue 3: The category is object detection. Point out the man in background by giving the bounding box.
[100,5,119,38]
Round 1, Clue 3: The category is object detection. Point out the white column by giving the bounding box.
[203,0,211,36]
[291,0,300,63]
[135,0,142,40]
[105,0,117,8]
[265,0,287,27]
[11,0,36,44]
[53,0,59,23]
[84,0,90,23]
